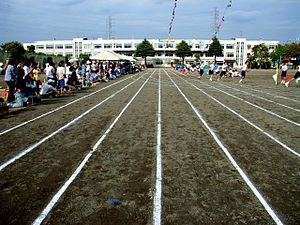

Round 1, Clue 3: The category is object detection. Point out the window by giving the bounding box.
[226,53,234,57]
[157,44,163,48]
[226,44,234,49]
[65,44,73,49]
[165,52,173,57]
[55,45,63,49]
[37,45,44,49]
[46,45,53,49]
[94,44,102,49]
[84,44,92,49]
[115,43,122,48]
[268,45,275,50]
[104,44,112,48]
[124,43,132,48]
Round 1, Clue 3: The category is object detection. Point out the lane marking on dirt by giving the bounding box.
[0,74,148,172]
[164,70,284,225]
[32,71,155,225]
[216,82,300,113]
[198,81,300,127]
[0,72,143,136]
[230,82,300,104]
[153,69,162,225]
[170,70,300,158]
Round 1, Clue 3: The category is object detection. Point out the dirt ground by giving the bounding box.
[0,69,299,225]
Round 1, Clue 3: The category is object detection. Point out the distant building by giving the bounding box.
[23,37,279,67]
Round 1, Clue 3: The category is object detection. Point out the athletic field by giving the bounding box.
[0,68,299,225]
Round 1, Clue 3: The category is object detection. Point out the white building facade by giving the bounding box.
[23,37,279,67]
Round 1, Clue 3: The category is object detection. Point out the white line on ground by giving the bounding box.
[171,71,300,158]
[31,71,155,225]
[230,82,300,104]
[153,69,162,225]
[164,70,284,225]
[0,73,141,136]
[198,81,300,127]
[0,74,146,172]
[216,82,300,113]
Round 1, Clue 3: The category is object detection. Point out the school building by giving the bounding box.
[23,37,279,67]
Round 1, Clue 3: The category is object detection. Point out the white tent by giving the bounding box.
[90,50,136,62]
[90,50,121,61]
[68,58,79,63]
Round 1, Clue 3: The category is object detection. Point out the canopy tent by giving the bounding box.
[90,50,122,61]
[90,50,136,62]
[68,58,79,63]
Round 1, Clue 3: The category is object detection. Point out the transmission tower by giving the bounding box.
[106,16,114,40]
[214,7,219,37]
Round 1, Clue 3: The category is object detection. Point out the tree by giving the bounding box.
[79,53,90,62]
[134,39,155,66]
[208,37,223,63]
[27,45,35,53]
[194,53,201,63]
[286,43,300,58]
[270,44,288,63]
[251,44,270,69]
[1,41,25,60]
[175,40,192,64]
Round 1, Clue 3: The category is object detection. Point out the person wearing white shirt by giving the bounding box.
[280,62,288,84]
[239,61,248,84]
[209,62,214,81]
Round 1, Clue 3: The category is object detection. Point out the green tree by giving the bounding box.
[27,45,35,53]
[1,41,25,60]
[79,53,90,62]
[286,43,300,58]
[175,40,192,64]
[194,53,201,63]
[134,39,155,66]
[270,44,288,63]
[251,44,270,69]
[208,37,223,63]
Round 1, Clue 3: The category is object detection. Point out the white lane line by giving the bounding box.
[171,71,300,158]
[0,73,142,136]
[230,82,300,104]
[198,81,300,127]
[216,82,300,113]
[32,71,154,225]
[0,74,146,172]
[164,70,284,225]
[153,69,162,225]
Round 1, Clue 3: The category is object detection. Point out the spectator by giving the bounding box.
[56,61,66,94]
[33,63,42,92]
[4,58,17,103]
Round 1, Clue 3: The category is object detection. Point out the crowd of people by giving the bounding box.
[171,61,247,83]
[2,56,143,108]
[172,60,300,86]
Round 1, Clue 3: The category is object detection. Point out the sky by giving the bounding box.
[0,0,299,44]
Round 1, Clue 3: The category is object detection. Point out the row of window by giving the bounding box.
[36,43,276,51]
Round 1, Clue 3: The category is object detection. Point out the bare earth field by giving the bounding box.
[0,69,299,225]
